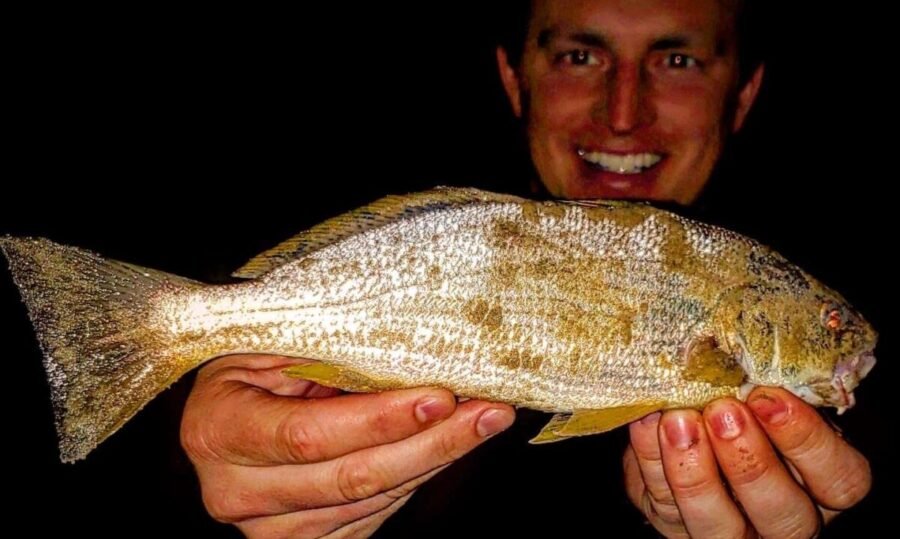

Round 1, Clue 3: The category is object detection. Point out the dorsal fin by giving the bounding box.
[231,187,527,279]
[558,199,650,209]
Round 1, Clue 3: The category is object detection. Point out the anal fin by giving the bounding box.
[529,413,573,444]
[529,402,666,444]
[542,402,666,440]
[282,363,394,393]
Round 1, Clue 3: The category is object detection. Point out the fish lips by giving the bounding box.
[832,350,877,414]
[781,349,876,414]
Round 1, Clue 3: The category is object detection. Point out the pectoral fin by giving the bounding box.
[558,403,666,437]
[282,363,393,392]
[529,413,573,444]
[683,337,745,387]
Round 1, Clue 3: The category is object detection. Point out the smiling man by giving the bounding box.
[497,0,762,203]
[179,1,872,538]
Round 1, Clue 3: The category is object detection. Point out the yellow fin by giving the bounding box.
[557,403,666,437]
[282,363,394,393]
[232,187,528,279]
[683,338,745,387]
[528,413,573,444]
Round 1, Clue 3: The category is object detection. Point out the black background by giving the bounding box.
[3,4,894,537]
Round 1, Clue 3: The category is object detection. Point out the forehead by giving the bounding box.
[529,0,738,50]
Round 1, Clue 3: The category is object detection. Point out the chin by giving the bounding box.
[558,170,662,201]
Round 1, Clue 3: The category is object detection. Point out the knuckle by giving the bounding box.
[202,485,256,524]
[433,432,473,464]
[630,434,662,462]
[670,472,720,502]
[641,470,676,507]
[181,381,254,463]
[642,490,683,527]
[383,465,446,502]
[821,459,872,510]
[770,511,820,539]
[370,401,400,434]
[781,418,827,458]
[180,416,223,463]
[336,457,384,502]
[384,481,421,501]
[435,430,468,462]
[646,484,677,508]
[281,414,327,464]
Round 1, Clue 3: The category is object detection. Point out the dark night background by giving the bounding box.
[3,4,894,537]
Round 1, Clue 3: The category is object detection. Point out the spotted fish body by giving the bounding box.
[1,188,878,461]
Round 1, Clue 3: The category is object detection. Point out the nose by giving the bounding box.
[594,62,652,134]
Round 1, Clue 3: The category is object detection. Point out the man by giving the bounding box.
[180,1,872,537]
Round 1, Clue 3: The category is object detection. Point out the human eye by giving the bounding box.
[664,53,701,70]
[556,49,600,67]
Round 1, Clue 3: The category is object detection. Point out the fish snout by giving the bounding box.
[832,351,876,414]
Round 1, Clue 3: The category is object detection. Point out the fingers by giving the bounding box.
[747,387,872,511]
[627,413,689,538]
[236,467,446,539]
[622,446,644,510]
[199,401,515,518]
[704,399,820,538]
[626,393,870,539]
[237,493,415,539]
[184,378,460,466]
[319,491,414,539]
[183,354,516,537]
[657,410,749,538]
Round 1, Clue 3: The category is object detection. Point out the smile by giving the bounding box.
[576,149,663,175]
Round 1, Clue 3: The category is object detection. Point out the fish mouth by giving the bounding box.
[832,350,877,415]
[781,350,876,413]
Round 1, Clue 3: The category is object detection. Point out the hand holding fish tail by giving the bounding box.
[180,353,515,538]
[624,388,871,538]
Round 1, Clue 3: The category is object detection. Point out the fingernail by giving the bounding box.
[707,402,745,440]
[476,409,515,438]
[749,392,788,425]
[641,412,661,426]
[415,396,451,424]
[663,414,700,451]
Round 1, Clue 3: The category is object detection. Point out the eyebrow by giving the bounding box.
[538,28,703,53]
[538,29,608,49]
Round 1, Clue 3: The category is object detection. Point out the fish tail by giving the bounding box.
[1,236,205,462]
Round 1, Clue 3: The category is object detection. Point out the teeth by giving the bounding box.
[577,149,662,174]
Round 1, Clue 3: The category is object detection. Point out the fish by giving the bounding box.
[1,187,878,462]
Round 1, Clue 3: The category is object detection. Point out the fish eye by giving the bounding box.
[821,304,844,331]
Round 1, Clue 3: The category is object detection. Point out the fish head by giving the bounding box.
[727,254,878,413]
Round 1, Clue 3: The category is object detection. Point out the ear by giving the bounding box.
[496,46,523,118]
[731,63,765,133]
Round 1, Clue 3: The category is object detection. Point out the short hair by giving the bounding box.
[494,0,767,87]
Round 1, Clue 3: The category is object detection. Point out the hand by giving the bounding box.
[623,388,871,538]
[180,354,515,538]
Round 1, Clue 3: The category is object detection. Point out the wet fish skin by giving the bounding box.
[1,187,878,462]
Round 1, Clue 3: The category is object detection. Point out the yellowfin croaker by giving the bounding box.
[1,188,878,462]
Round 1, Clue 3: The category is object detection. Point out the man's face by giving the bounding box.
[498,0,762,203]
